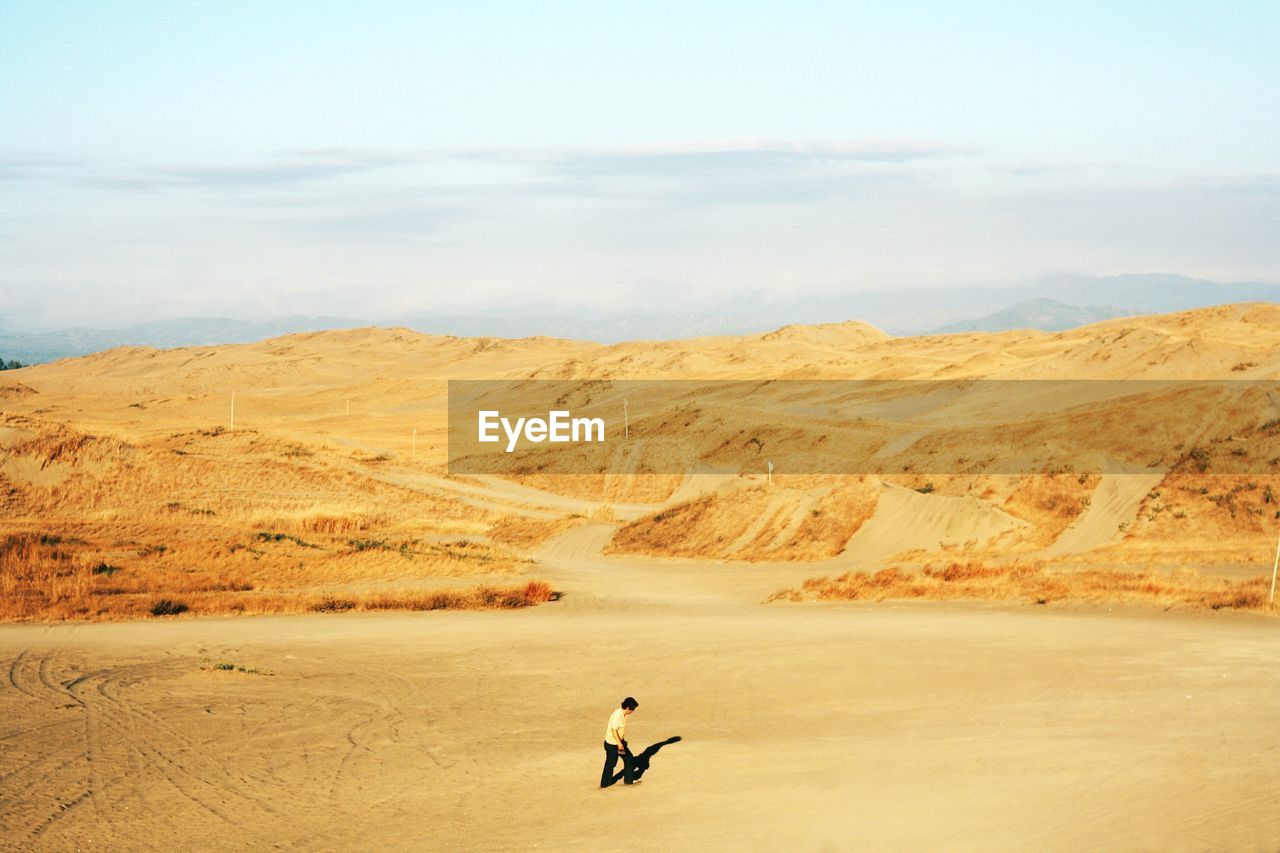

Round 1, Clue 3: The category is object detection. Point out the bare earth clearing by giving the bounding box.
[3,539,1278,852]
[2,523,1279,851]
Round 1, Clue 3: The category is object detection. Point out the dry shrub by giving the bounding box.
[311,596,356,612]
[771,560,1273,613]
[588,505,617,524]
[325,580,555,612]
[150,599,189,616]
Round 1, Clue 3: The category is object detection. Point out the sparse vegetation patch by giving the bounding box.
[771,562,1272,613]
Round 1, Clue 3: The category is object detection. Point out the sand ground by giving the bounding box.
[3,309,1280,850]
[2,534,1277,852]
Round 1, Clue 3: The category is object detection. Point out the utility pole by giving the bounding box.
[1270,524,1279,607]
[767,460,774,486]
[623,399,629,440]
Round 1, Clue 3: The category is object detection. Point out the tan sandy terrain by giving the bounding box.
[2,304,1280,849]
[1,539,1277,851]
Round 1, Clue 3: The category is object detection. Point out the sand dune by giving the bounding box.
[838,480,1030,565]
[3,304,1279,609]
[2,304,1279,849]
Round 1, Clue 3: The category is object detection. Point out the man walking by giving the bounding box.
[600,697,639,788]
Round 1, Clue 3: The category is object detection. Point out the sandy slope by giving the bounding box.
[1043,474,1166,556]
[4,304,1280,566]
[8,303,1278,577]
[838,481,1030,565]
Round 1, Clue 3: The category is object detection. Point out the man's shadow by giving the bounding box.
[612,736,682,784]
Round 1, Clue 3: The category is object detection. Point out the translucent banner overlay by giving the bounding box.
[447,379,1280,476]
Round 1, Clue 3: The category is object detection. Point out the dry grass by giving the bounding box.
[0,531,553,621]
[310,581,556,613]
[770,561,1274,613]
[0,407,546,623]
[783,479,879,559]
[998,473,1101,546]
[0,415,481,533]
[295,515,387,535]
[608,478,878,561]
[1126,473,1280,536]
[512,472,686,504]
[487,514,587,549]
[608,487,773,558]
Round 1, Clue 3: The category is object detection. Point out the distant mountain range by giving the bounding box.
[779,273,1280,335]
[0,316,362,367]
[931,297,1124,334]
[0,313,778,366]
[389,311,776,344]
[2,273,1278,364]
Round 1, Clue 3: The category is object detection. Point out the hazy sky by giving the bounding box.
[2,1,1278,328]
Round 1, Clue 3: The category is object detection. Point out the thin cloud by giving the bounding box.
[59,151,416,193]
[992,159,1129,178]
[262,204,460,239]
[998,160,1086,177]
[401,139,974,208]
[1191,172,1280,196]
[10,141,972,198]
[0,151,93,181]
[450,139,976,178]
[139,152,413,190]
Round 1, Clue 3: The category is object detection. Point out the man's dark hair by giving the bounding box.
[621,697,638,710]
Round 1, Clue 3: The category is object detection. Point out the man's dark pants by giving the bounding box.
[600,741,634,787]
